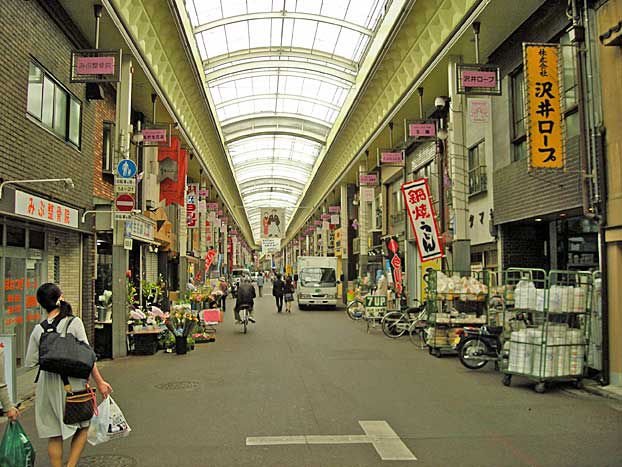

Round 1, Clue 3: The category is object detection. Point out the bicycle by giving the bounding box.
[381,300,427,341]
[237,304,254,334]
[345,285,376,320]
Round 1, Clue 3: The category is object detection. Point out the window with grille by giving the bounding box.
[102,122,114,174]
[468,140,487,196]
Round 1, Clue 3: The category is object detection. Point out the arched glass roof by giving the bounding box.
[184,0,391,242]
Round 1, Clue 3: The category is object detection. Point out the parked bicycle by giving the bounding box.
[381,299,428,345]
[345,284,376,320]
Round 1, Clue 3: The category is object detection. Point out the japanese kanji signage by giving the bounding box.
[329,206,340,214]
[379,151,404,166]
[456,64,501,96]
[359,173,378,186]
[524,43,564,169]
[407,122,436,139]
[15,190,78,228]
[468,98,490,124]
[70,49,121,83]
[142,129,167,143]
[186,184,198,228]
[386,237,403,296]
[401,178,443,262]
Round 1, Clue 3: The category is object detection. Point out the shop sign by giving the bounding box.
[524,43,564,170]
[379,151,404,166]
[360,186,375,203]
[329,206,340,214]
[198,200,206,213]
[142,129,167,143]
[321,213,331,221]
[335,228,342,256]
[14,190,78,228]
[468,98,490,124]
[130,216,155,242]
[359,173,378,186]
[206,202,219,211]
[386,237,403,296]
[0,335,16,404]
[70,49,121,83]
[221,216,228,224]
[402,178,443,262]
[364,295,387,317]
[322,221,330,231]
[456,64,501,96]
[421,258,441,302]
[199,189,209,198]
[407,121,436,138]
[186,184,198,229]
[331,214,340,225]
[114,177,136,194]
[205,249,217,272]
[216,210,223,216]
[124,238,133,251]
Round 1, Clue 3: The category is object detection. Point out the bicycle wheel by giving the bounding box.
[346,299,365,320]
[408,321,428,348]
[382,311,407,338]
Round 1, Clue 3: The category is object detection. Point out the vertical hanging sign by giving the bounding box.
[186,183,198,228]
[524,43,564,170]
[402,178,443,262]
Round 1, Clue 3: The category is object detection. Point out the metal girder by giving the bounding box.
[221,111,335,129]
[224,129,327,145]
[234,159,314,172]
[204,47,358,74]
[208,67,353,88]
[205,59,356,84]
[285,0,481,242]
[222,115,331,144]
[215,93,341,112]
[237,173,308,187]
[193,11,374,37]
[107,0,254,246]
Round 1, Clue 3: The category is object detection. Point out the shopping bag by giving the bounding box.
[0,421,36,467]
[87,397,131,446]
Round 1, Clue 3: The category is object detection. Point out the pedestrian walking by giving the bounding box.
[284,276,295,313]
[26,283,113,467]
[218,277,229,312]
[273,273,285,313]
[257,274,264,297]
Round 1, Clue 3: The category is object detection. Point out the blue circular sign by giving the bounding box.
[117,159,137,178]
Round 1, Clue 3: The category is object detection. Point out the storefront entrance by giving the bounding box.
[0,222,46,369]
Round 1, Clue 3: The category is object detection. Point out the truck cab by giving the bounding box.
[296,256,339,309]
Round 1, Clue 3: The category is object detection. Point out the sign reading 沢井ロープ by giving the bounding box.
[524,43,564,170]
[401,178,443,262]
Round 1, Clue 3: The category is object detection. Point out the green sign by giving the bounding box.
[364,295,387,317]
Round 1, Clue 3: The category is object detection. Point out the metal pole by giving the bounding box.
[472,21,480,64]
[151,94,157,124]
[417,87,424,119]
[94,5,102,49]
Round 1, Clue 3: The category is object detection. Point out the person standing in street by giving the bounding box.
[218,277,229,312]
[284,276,295,313]
[0,346,19,422]
[273,273,285,313]
[257,274,264,297]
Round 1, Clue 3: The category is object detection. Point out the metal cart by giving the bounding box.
[424,269,489,357]
[501,268,592,393]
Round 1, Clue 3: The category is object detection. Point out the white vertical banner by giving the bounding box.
[402,178,443,261]
[260,208,285,239]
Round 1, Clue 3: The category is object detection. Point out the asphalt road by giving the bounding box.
[13,288,622,466]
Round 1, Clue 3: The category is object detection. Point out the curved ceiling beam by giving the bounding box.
[193,11,374,37]
[233,159,315,171]
[238,176,307,189]
[215,93,341,112]
[205,60,356,84]
[204,47,358,74]
[209,67,352,88]
[221,111,334,129]
[224,129,327,145]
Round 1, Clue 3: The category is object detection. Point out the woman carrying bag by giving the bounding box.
[284,276,295,313]
[25,283,113,467]
[0,347,19,422]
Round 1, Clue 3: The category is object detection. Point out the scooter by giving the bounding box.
[457,312,528,370]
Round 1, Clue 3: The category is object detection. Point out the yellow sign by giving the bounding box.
[334,228,342,256]
[524,43,564,169]
[421,258,441,302]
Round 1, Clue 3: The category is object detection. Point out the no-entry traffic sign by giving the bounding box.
[115,194,135,212]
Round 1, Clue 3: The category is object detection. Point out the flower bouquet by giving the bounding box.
[165,305,198,337]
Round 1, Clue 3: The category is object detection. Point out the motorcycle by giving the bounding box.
[457,311,528,370]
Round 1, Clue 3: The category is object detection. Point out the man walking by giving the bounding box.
[272,273,285,313]
[257,274,264,297]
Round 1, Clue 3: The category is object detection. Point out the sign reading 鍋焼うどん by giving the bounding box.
[524,43,564,170]
[401,178,443,262]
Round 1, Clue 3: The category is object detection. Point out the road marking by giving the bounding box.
[246,420,416,461]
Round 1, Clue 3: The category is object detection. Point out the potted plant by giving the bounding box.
[97,290,113,322]
[164,305,198,355]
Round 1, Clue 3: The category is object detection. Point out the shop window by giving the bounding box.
[6,226,25,248]
[468,140,487,196]
[102,122,114,174]
[28,230,44,250]
[27,62,82,148]
[510,69,527,162]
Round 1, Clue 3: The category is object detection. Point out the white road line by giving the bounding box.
[246,420,417,461]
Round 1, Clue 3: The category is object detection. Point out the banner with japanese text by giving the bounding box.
[402,178,443,262]
[524,43,564,169]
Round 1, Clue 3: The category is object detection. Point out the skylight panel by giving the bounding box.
[291,19,317,50]
[225,22,250,54]
[189,0,222,25]
[282,18,295,47]
[333,28,363,61]
[313,23,341,55]
[249,0,273,14]
[296,0,322,15]
[345,0,376,27]
[201,27,228,58]
[321,0,350,21]
[249,19,272,48]
[221,0,246,18]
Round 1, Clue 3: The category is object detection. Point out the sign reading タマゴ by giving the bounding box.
[524,43,564,169]
[402,178,443,262]
[14,190,79,228]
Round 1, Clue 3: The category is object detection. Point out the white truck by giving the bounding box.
[296,256,339,309]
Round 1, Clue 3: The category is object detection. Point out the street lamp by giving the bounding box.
[0,178,74,199]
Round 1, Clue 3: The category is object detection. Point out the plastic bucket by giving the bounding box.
[175,336,188,355]
[347,290,355,302]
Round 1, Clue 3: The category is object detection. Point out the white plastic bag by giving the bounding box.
[87,397,131,446]
[514,280,537,309]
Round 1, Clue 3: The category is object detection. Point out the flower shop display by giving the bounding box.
[97,290,112,322]
[165,305,199,355]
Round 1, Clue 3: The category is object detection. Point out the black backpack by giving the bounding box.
[38,316,96,380]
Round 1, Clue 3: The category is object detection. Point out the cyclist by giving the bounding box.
[235,278,256,324]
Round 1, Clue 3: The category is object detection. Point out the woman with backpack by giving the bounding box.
[25,283,113,467]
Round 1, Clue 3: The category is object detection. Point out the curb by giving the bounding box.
[582,382,622,402]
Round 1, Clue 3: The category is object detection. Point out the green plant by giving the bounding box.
[127,280,139,309]
[142,280,163,308]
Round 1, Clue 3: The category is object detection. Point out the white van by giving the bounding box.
[296,256,339,309]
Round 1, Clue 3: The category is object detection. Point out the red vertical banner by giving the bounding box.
[158,136,187,206]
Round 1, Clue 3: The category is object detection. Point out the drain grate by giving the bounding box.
[78,455,137,467]
[155,380,200,391]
